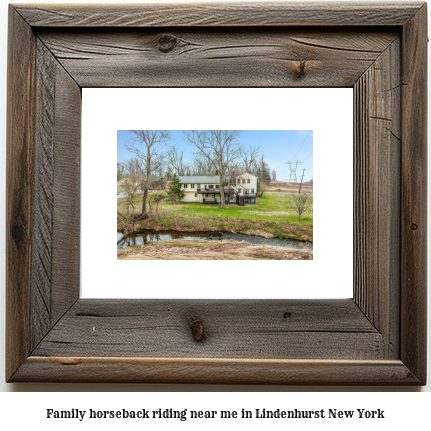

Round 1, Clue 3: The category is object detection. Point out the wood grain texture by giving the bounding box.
[15,2,423,27]
[32,40,56,347]
[50,51,81,324]
[32,299,384,360]
[6,8,36,381]
[37,29,398,88]
[12,357,420,385]
[353,38,401,359]
[31,39,81,348]
[400,3,427,384]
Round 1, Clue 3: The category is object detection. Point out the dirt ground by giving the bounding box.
[117,239,313,260]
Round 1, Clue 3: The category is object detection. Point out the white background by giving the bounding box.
[0,0,430,420]
[82,87,353,299]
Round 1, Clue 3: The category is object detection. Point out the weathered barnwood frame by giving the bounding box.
[6,2,427,384]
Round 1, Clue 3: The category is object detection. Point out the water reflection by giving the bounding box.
[117,230,312,251]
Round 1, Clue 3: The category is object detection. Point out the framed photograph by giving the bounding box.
[6,2,427,384]
[83,87,352,300]
[115,128,314,262]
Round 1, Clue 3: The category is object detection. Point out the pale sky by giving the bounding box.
[117,130,313,182]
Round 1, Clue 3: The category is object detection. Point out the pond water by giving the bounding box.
[117,230,312,251]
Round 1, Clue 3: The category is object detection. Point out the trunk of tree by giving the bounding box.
[126,131,170,218]
[219,174,226,208]
[141,187,148,217]
[141,149,152,217]
[219,186,226,208]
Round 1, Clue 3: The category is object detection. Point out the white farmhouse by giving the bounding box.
[235,172,258,198]
[177,173,258,205]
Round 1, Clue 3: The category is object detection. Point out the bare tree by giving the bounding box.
[225,162,243,186]
[148,192,165,224]
[238,145,260,173]
[191,152,216,176]
[126,130,171,218]
[121,158,141,208]
[119,158,142,230]
[183,130,241,208]
[166,145,186,176]
[183,163,193,176]
[291,193,313,221]
[117,162,125,181]
[271,170,277,181]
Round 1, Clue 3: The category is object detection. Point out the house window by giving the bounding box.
[191,183,195,189]
[215,185,219,189]
[247,179,251,184]
[251,188,255,193]
[212,194,215,198]
[209,185,214,189]
[205,194,208,198]
[242,179,246,184]
[197,184,201,189]
[238,188,241,193]
[237,179,241,184]
[195,193,198,198]
[184,184,188,189]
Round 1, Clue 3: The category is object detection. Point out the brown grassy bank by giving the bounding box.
[117,215,312,242]
[266,181,313,193]
[117,239,313,260]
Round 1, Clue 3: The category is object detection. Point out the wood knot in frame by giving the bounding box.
[292,61,308,78]
[11,222,26,246]
[186,315,206,342]
[157,34,179,53]
[288,60,320,79]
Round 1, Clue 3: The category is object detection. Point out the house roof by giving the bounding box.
[178,173,256,183]
[178,176,221,184]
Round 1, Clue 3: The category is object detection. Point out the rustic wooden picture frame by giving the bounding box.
[6,2,427,385]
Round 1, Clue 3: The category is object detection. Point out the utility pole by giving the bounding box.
[285,161,302,183]
[298,168,305,193]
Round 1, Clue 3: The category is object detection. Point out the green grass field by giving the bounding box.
[161,194,312,224]
[118,193,312,224]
